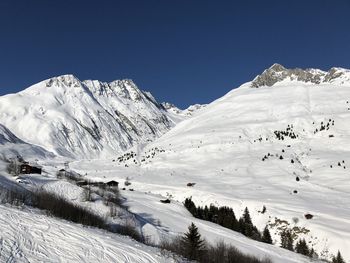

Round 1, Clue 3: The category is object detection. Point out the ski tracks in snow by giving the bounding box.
[0,205,171,263]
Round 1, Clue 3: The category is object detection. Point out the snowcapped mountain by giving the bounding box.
[0,75,185,159]
[162,102,207,117]
[77,64,350,261]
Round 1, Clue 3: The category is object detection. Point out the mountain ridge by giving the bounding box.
[251,63,350,88]
[0,75,188,159]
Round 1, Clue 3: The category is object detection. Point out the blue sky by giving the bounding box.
[0,0,349,108]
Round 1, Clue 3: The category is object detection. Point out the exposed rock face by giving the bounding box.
[251,63,350,88]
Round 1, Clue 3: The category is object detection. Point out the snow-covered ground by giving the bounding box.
[0,163,319,263]
[0,204,173,263]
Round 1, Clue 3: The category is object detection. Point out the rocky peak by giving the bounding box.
[323,67,349,82]
[108,79,143,101]
[161,102,181,114]
[161,102,177,110]
[251,64,328,88]
[45,74,82,88]
[251,63,350,88]
[268,63,286,72]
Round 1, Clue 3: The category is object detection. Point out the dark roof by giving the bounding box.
[106,180,119,185]
[21,163,42,168]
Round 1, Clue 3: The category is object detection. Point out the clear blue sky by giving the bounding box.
[0,0,349,108]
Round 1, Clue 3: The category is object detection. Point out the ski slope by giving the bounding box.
[0,204,174,263]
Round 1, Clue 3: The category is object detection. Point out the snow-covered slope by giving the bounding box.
[0,123,54,160]
[0,157,318,263]
[121,190,321,263]
[71,64,350,261]
[0,75,184,159]
[0,124,23,145]
[0,204,173,263]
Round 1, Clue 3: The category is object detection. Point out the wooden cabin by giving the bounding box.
[20,164,42,174]
[106,180,119,187]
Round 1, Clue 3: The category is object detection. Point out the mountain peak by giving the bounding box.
[268,63,286,72]
[108,79,135,86]
[45,74,82,88]
[251,64,350,88]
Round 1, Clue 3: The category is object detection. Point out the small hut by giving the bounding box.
[20,163,42,174]
[106,180,119,188]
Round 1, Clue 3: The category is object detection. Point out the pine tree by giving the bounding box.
[250,225,262,241]
[309,248,316,258]
[332,251,345,263]
[280,229,294,251]
[240,207,260,239]
[295,239,309,255]
[238,217,246,235]
[262,226,273,244]
[182,222,206,260]
[203,205,209,220]
[309,247,316,258]
[184,198,197,217]
[196,206,203,219]
[243,207,252,225]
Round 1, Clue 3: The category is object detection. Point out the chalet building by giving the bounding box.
[20,163,42,174]
[106,180,119,187]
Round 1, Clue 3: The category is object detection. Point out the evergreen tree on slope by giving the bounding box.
[182,222,206,260]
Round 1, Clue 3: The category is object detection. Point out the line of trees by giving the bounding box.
[184,198,272,243]
[280,229,345,262]
[184,198,346,262]
[160,222,272,263]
